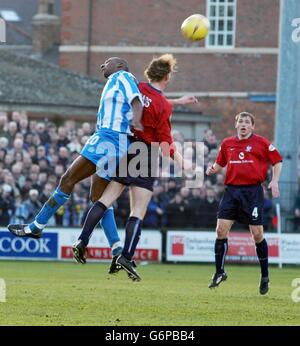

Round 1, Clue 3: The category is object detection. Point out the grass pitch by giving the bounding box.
[0,261,299,326]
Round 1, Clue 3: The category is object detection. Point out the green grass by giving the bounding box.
[0,261,300,326]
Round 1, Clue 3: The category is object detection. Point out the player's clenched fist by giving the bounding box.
[206,165,216,176]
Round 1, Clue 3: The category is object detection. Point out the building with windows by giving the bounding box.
[206,0,236,48]
[59,0,279,140]
[0,0,280,140]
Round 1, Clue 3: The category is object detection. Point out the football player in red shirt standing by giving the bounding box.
[206,112,282,294]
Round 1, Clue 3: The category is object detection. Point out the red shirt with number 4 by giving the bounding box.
[216,134,282,185]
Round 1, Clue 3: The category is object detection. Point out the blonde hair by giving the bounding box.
[144,54,177,82]
[235,112,255,125]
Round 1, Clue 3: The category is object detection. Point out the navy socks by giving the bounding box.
[79,201,107,246]
[256,238,269,278]
[215,238,228,274]
[122,217,142,260]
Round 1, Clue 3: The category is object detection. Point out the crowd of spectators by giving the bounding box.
[0,111,278,231]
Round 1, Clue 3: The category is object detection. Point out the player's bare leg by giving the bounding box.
[89,174,109,202]
[98,180,125,207]
[56,157,96,261]
[129,185,153,220]
[249,224,264,243]
[250,224,269,295]
[8,155,96,238]
[59,155,96,194]
[209,219,234,289]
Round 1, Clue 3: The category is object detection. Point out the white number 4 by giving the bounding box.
[252,207,258,218]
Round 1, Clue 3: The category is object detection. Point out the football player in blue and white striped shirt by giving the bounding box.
[8,57,143,255]
[81,57,143,178]
[96,58,143,134]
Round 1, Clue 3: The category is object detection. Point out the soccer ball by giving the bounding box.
[181,14,210,41]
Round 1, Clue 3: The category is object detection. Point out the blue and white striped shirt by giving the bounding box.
[96,70,143,134]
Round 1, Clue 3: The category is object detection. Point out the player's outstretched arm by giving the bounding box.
[131,97,144,131]
[168,95,198,105]
[268,162,282,198]
[206,162,222,176]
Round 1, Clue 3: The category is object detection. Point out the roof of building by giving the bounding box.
[0,50,103,116]
[0,0,60,45]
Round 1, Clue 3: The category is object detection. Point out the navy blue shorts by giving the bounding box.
[217,184,264,225]
[111,138,158,192]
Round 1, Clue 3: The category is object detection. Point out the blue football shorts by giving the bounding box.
[80,129,130,181]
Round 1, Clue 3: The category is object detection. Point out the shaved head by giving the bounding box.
[111,57,129,71]
[101,57,129,78]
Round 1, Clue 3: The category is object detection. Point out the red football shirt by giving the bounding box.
[216,134,282,185]
[132,82,175,156]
